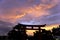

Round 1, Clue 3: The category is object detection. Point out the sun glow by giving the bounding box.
[26,24,59,36]
[26,30,38,36]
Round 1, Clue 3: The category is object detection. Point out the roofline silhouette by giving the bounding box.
[18,23,46,27]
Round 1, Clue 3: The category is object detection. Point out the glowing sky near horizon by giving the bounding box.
[26,24,59,36]
[0,0,60,25]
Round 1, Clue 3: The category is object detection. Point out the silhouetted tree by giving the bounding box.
[33,31,42,40]
[52,27,60,36]
[8,29,18,40]
[41,29,54,40]
[8,23,27,40]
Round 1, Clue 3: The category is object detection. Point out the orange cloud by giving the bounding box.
[19,0,59,18]
[0,12,26,23]
[0,0,59,24]
[10,2,58,23]
[20,5,49,17]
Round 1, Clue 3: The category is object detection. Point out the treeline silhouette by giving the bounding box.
[0,24,60,40]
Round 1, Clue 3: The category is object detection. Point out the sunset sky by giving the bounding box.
[0,0,60,35]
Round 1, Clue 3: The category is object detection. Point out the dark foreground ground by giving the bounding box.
[0,36,60,40]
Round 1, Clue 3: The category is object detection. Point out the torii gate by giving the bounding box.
[13,23,46,40]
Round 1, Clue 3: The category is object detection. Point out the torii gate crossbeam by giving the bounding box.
[14,24,46,31]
